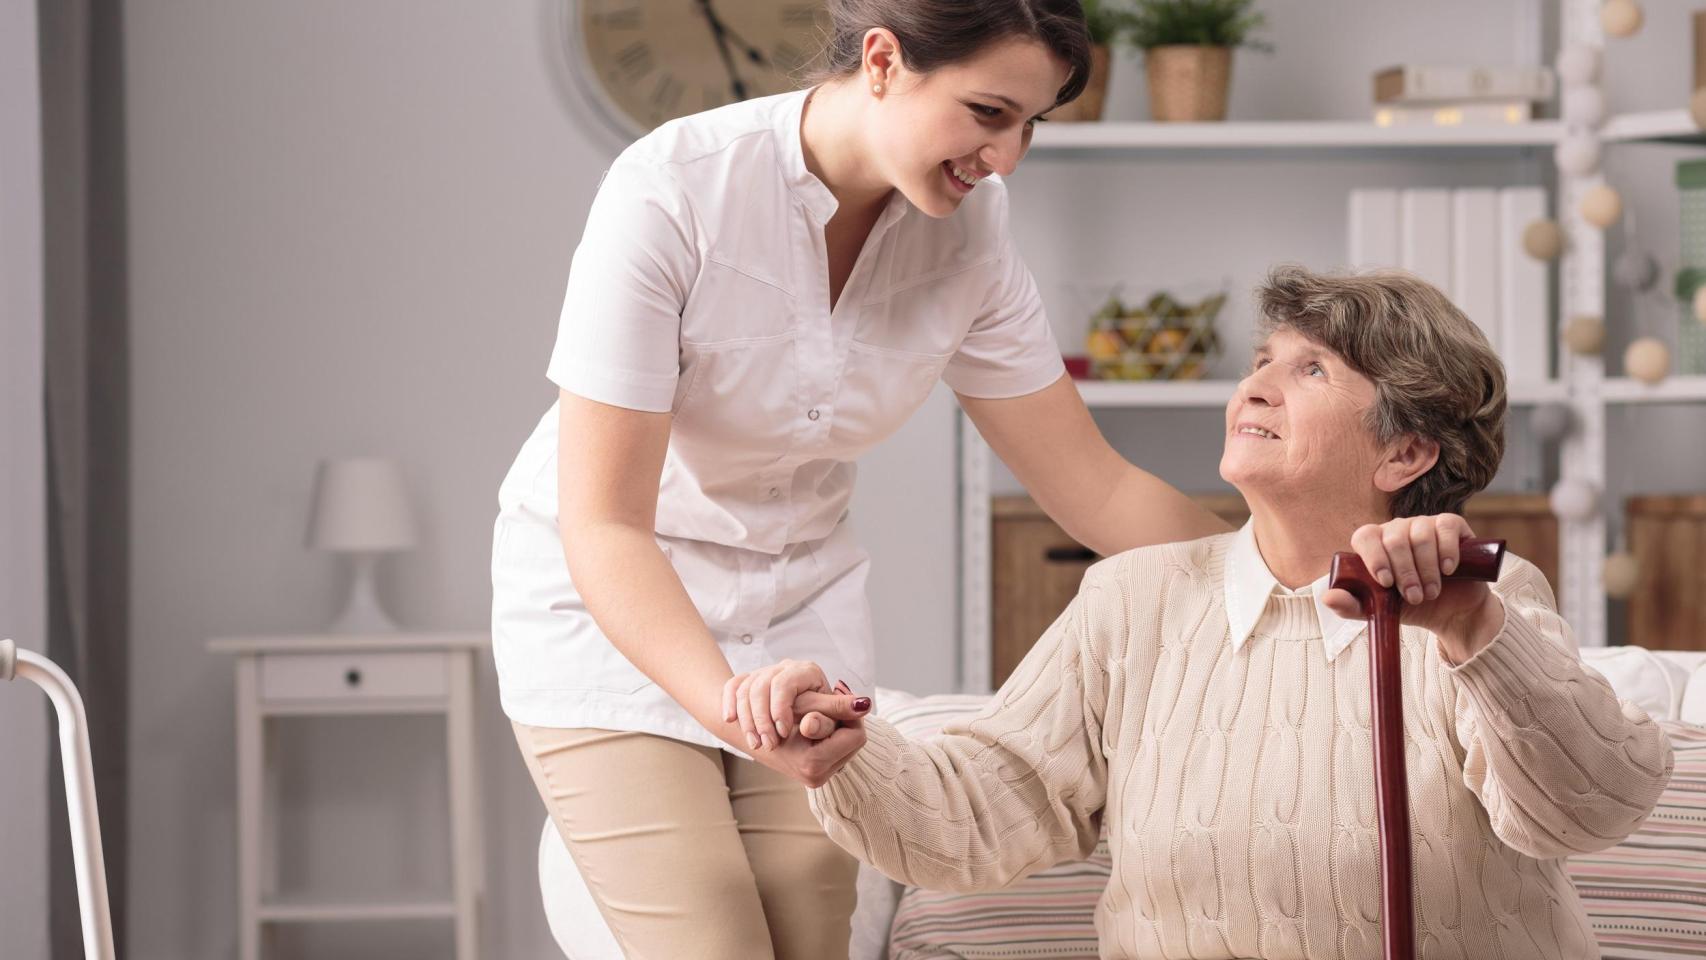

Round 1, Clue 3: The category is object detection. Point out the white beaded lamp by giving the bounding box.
[1600,0,1643,38]
[1556,135,1601,176]
[1523,220,1565,260]
[1612,249,1659,292]
[1563,315,1607,355]
[306,457,419,633]
[1603,551,1640,599]
[1549,478,1600,521]
[1563,85,1607,129]
[1624,337,1671,385]
[1557,45,1601,85]
[1581,185,1623,228]
[1530,402,1574,442]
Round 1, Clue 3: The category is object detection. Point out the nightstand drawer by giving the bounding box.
[259,651,448,702]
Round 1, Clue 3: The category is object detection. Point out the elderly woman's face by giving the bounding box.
[1219,328,1386,499]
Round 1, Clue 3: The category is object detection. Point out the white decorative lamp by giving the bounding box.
[307,457,418,632]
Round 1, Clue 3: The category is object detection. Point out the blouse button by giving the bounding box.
[807,408,820,421]
[739,633,754,645]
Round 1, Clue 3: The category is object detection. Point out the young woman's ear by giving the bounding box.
[1373,434,1440,494]
[861,28,903,91]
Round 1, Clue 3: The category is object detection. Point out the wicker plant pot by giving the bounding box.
[1044,44,1112,122]
[1145,44,1232,122]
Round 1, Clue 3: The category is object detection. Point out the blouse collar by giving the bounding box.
[777,86,912,230]
[1224,520,1367,662]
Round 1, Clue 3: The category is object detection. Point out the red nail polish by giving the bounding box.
[852,697,871,713]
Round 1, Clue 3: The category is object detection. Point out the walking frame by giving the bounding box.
[2,638,117,960]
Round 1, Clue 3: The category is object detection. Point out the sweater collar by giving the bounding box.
[1224,520,1367,662]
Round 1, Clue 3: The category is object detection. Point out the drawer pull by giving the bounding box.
[344,668,363,688]
[1044,546,1098,563]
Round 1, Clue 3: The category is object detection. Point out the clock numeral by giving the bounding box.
[614,40,654,80]
[650,74,684,111]
[589,1,643,30]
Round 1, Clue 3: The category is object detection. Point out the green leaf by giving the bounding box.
[1120,0,1271,52]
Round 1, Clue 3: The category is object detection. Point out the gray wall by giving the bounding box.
[120,1,1703,958]
[1,0,49,956]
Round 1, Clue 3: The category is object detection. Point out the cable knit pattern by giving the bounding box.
[809,533,1675,960]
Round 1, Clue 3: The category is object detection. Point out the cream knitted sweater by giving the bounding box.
[809,533,1674,960]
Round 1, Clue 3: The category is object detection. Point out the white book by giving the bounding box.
[1347,189,1400,268]
[1498,187,1550,383]
[1374,64,1556,104]
[1399,189,1453,293]
[1451,189,1501,354]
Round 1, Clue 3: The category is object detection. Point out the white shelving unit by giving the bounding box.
[956,1,1706,694]
[1023,108,1704,154]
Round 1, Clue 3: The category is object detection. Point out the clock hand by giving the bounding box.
[722,26,772,69]
[694,0,749,100]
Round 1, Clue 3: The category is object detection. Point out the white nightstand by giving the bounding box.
[207,632,488,960]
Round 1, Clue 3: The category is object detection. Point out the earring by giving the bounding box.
[871,82,884,95]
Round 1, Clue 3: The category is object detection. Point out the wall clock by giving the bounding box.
[565,0,832,140]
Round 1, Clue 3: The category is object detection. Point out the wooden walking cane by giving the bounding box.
[1328,538,1505,960]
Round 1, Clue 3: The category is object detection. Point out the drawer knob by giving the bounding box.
[344,668,363,688]
[1044,546,1098,564]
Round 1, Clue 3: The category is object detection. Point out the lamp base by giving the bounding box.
[327,552,402,633]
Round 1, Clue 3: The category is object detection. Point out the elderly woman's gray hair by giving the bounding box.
[1255,264,1507,518]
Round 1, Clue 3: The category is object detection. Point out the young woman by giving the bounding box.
[493,1,1228,956]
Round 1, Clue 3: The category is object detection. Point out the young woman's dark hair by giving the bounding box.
[807,0,1093,111]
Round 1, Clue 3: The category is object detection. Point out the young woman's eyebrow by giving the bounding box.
[971,91,1023,111]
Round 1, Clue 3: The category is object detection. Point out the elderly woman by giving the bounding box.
[724,265,1675,959]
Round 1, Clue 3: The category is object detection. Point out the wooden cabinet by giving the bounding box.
[991,493,1559,687]
[1628,495,1706,651]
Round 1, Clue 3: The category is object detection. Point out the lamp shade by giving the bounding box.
[306,457,418,552]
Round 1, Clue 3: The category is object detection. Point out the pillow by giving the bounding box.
[887,836,1113,960]
[1580,646,1692,722]
[1568,720,1706,959]
[1674,656,1706,727]
[875,693,1114,960]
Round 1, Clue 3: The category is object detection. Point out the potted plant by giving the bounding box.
[1127,0,1269,122]
[1045,0,1130,122]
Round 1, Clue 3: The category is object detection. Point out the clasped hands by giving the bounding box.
[725,512,1507,789]
[720,660,872,788]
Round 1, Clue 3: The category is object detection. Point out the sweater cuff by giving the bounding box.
[1445,596,1570,700]
[809,715,904,815]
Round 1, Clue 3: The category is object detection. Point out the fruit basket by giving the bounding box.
[1084,289,1226,380]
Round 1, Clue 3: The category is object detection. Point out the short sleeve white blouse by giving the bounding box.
[491,86,1064,750]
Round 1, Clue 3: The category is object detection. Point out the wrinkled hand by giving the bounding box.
[721,660,873,787]
[1321,513,1504,661]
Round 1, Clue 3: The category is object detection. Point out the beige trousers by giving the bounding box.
[513,721,860,960]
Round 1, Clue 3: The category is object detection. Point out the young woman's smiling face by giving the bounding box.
[870,35,1068,218]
